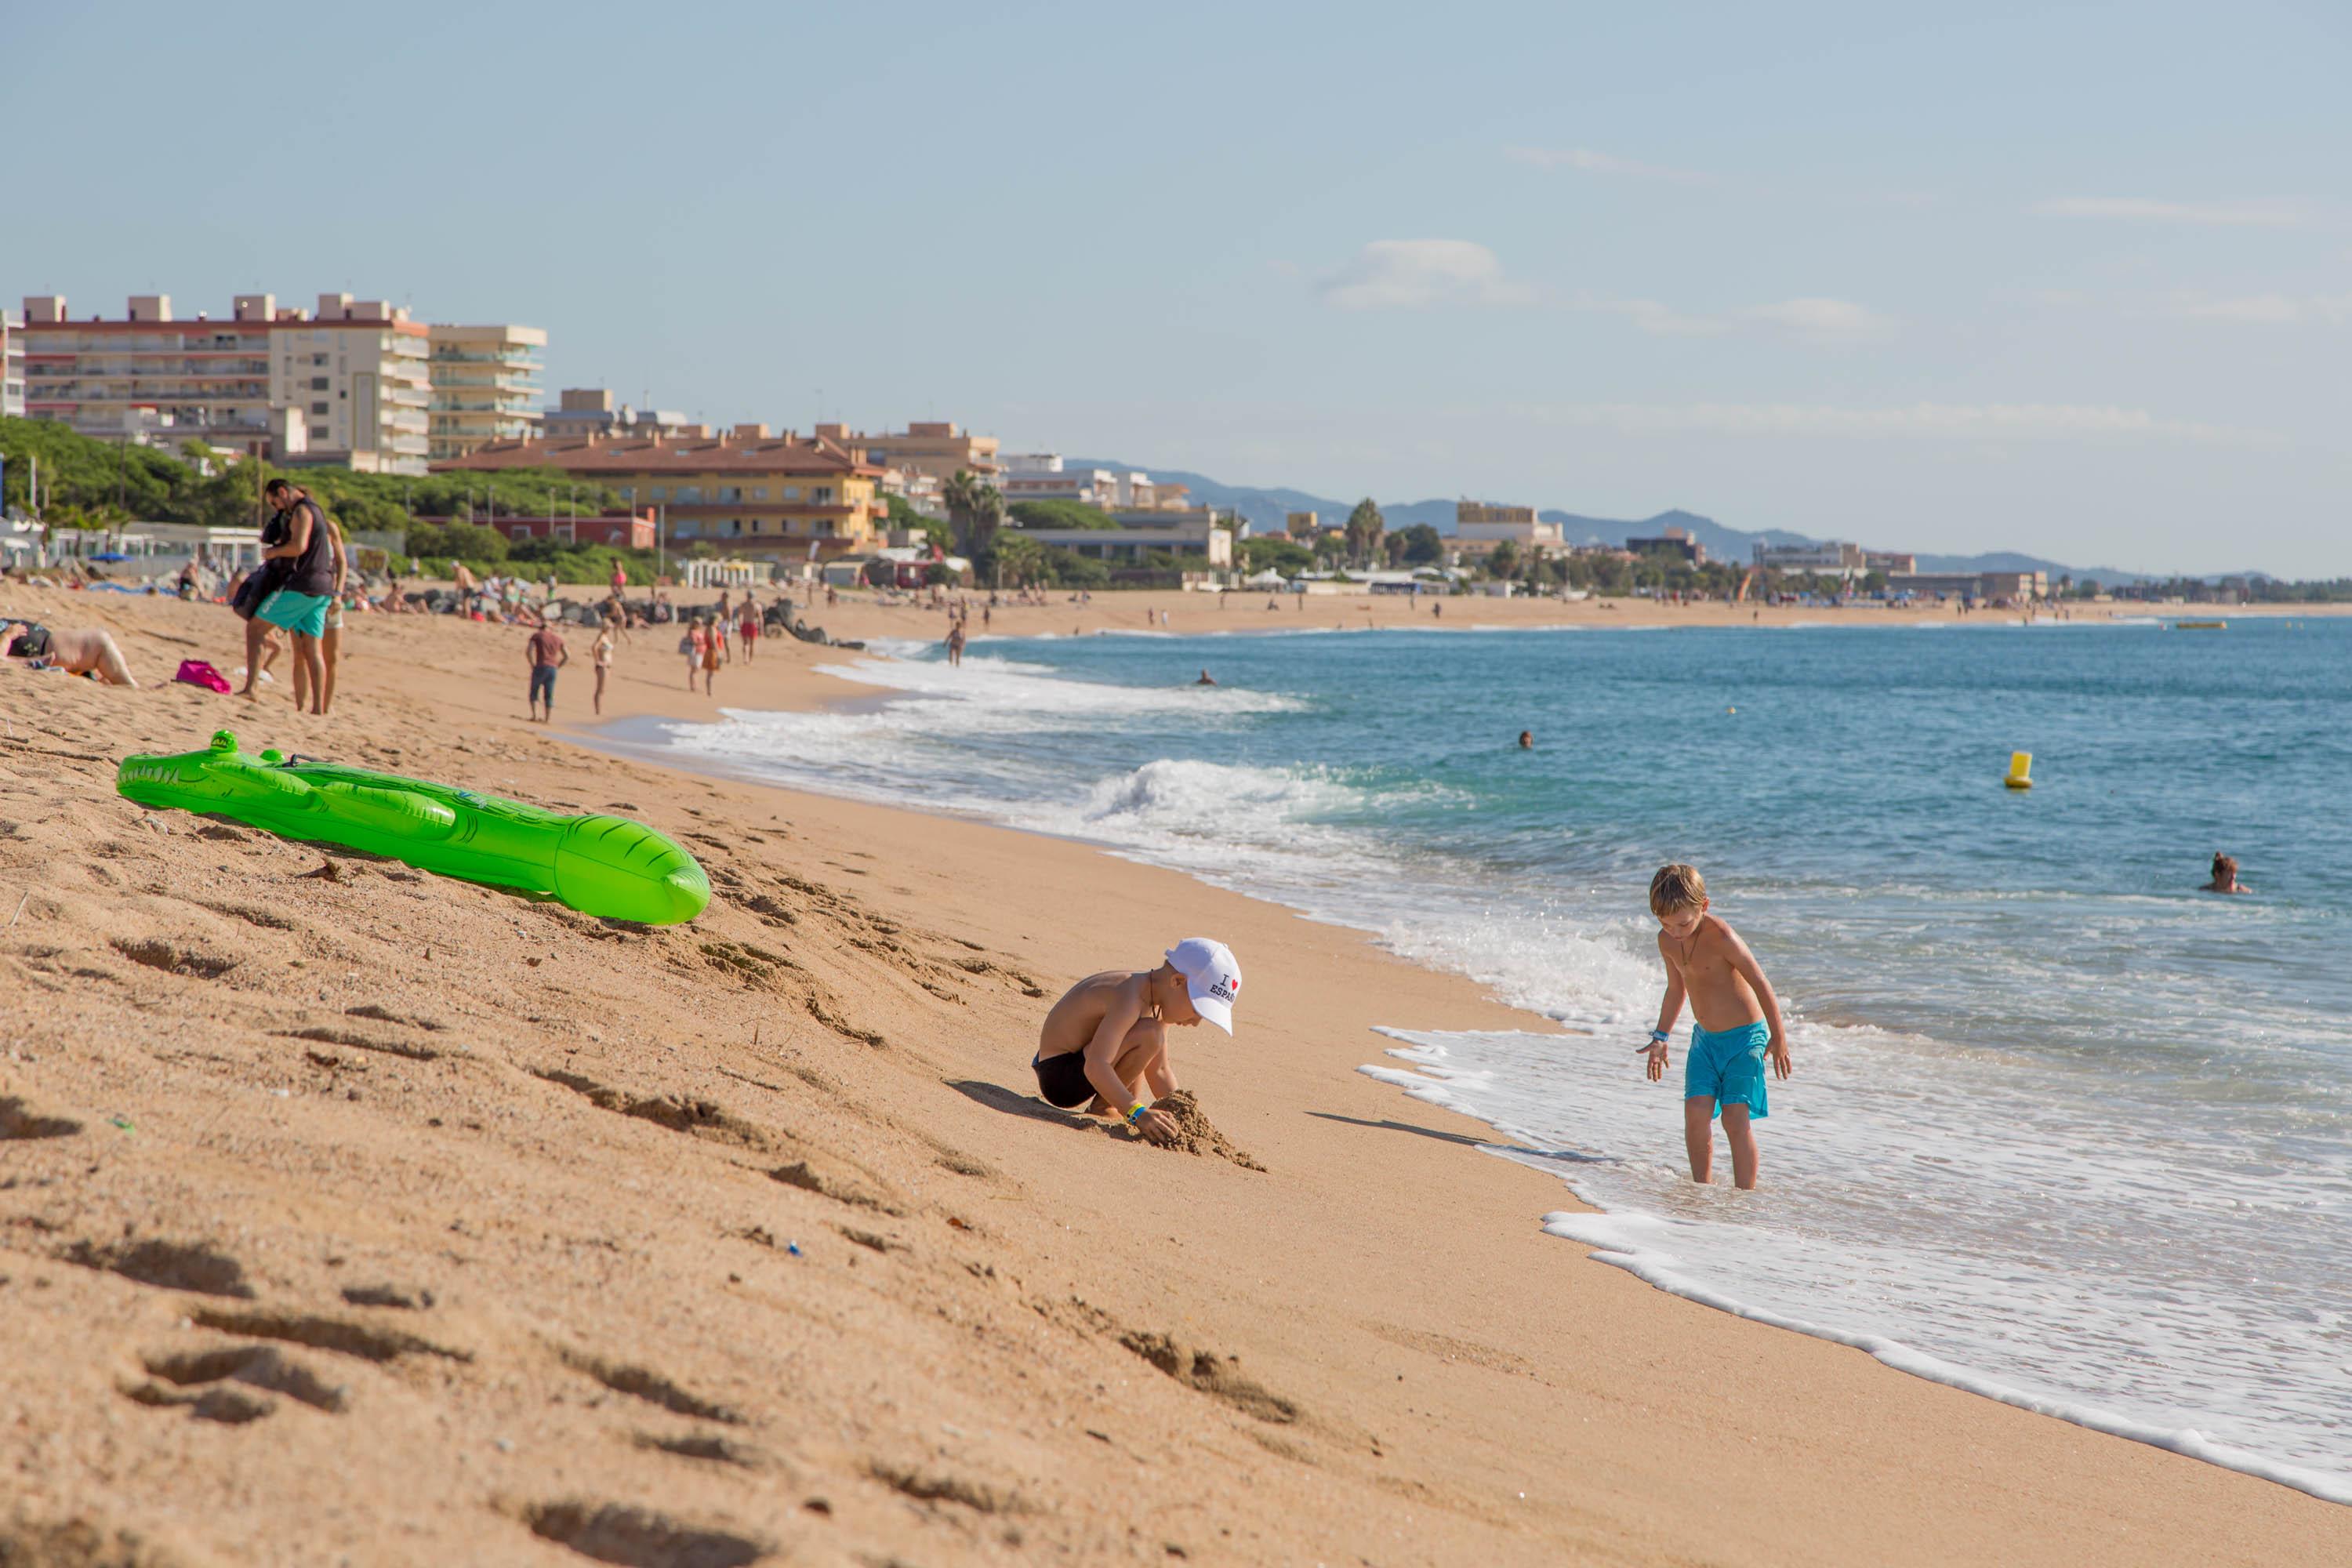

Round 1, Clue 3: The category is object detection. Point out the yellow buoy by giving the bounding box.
[2005,752,2034,790]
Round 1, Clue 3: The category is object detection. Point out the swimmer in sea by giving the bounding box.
[2201,852,2252,894]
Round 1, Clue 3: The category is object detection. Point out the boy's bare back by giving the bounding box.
[1657,914,1766,1033]
[1037,969,1149,1060]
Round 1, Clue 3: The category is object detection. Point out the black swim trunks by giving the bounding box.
[1032,1051,1094,1109]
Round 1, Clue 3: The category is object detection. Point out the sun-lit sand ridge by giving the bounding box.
[3,584,2347,1566]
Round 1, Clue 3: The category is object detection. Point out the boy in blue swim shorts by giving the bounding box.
[1638,863,1791,1189]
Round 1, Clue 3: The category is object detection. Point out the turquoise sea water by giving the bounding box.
[652,614,2352,1501]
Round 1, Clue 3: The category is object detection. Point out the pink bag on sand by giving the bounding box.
[174,659,232,694]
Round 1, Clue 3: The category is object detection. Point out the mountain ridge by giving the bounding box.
[1069,459,2158,584]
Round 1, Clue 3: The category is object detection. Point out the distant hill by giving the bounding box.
[1067,458,2157,583]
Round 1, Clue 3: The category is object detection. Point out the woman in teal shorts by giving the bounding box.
[255,479,339,714]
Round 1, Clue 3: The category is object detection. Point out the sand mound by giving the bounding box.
[1150,1091,1265,1171]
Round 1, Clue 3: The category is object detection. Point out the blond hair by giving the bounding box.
[1650,862,1706,916]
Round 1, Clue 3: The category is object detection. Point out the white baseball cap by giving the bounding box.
[1166,938,1242,1034]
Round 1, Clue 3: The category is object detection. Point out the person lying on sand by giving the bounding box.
[2201,852,2252,894]
[3,622,138,685]
[1032,938,1243,1145]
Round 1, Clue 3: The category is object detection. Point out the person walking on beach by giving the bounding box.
[2201,852,2252,894]
[681,619,704,689]
[739,596,760,663]
[1031,938,1242,1145]
[525,620,568,723]
[699,616,723,695]
[1639,863,1791,1190]
[591,619,615,716]
[946,619,967,666]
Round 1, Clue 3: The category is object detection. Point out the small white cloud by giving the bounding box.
[2160,291,2352,325]
[1521,401,2280,448]
[1317,240,1534,310]
[1744,297,1898,339]
[2034,197,2317,228]
[1504,146,1714,185]
[1571,295,1728,336]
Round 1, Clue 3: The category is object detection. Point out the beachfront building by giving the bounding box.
[1755,540,1865,574]
[434,426,887,562]
[269,295,433,474]
[427,324,546,460]
[822,421,1000,484]
[458,511,660,550]
[1453,499,1564,558]
[1286,510,1319,539]
[540,387,696,442]
[18,292,278,456]
[1864,550,1917,575]
[1013,508,1232,568]
[1,309,24,417]
[1886,569,2049,603]
[1628,525,1707,564]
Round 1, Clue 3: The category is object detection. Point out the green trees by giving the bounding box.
[1239,535,1314,575]
[1486,539,1522,582]
[1396,523,1443,564]
[1006,499,1120,531]
[884,493,950,550]
[1343,497,1385,566]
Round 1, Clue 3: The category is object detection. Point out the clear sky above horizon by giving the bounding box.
[9,1,2347,574]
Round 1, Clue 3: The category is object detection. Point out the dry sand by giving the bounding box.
[2,584,2347,1566]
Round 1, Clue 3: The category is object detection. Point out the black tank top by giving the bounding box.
[282,499,337,597]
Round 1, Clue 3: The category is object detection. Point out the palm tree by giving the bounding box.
[1344,497,1385,568]
[944,469,1006,582]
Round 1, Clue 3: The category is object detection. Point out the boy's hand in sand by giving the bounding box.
[1131,1107,1178,1145]
[1768,1035,1792,1080]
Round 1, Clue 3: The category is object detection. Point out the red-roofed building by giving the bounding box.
[433,427,887,559]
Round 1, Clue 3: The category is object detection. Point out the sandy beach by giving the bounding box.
[731,583,2332,650]
[5,585,2348,1566]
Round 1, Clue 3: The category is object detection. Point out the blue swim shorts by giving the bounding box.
[254,587,331,639]
[1684,1020,1769,1120]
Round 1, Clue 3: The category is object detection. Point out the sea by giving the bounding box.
[642,610,2352,1503]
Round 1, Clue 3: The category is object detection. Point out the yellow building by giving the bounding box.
[822,420,1000,482]
[434,425,887,559]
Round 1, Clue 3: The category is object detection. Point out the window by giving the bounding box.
[310,402,329,416]
[310,377,329,390]
[311,354,328,366]
[728,519,743,537]
[812,487,834,504]
[752,487,766,500]
[750,518,763,534]
[717,486,741,503]
[675,486,703,503]
[648,486,665,501]
[781,486,799,501]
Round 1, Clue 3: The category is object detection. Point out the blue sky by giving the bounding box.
[9,1,2347,573]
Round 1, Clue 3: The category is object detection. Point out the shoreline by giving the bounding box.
[571,637,2352,1510]
[4,584,2347,1564]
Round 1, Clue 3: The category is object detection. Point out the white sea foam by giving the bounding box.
[1360,1027,2352,1505]
[647,634,2352,1504]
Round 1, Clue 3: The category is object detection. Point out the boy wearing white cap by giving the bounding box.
[1032,938,1242,1145]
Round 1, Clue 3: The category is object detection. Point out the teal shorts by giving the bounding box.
[1685,1020,1769,1119]
[254,587,331,639]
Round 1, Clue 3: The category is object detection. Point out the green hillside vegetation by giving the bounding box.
[1007,499,1123,531]
[0,416,652,580]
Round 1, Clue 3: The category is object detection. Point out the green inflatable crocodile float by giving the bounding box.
[117,730,710,925]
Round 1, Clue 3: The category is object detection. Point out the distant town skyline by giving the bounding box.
[5,2,2346,575]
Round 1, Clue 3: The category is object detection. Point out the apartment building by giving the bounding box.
[1,309,24,417]
[1753,539,1865,573]
[1014,510,1232,568]
[1453,499,1563,557]
[819,420,1000,482]
[19,292,276,454]
[18,292,435,471]
[1628,526,1707,564]
[434,426,886,560]
[541,387,695,442]
[1864,550,1917,575]
[427,323,546,459]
